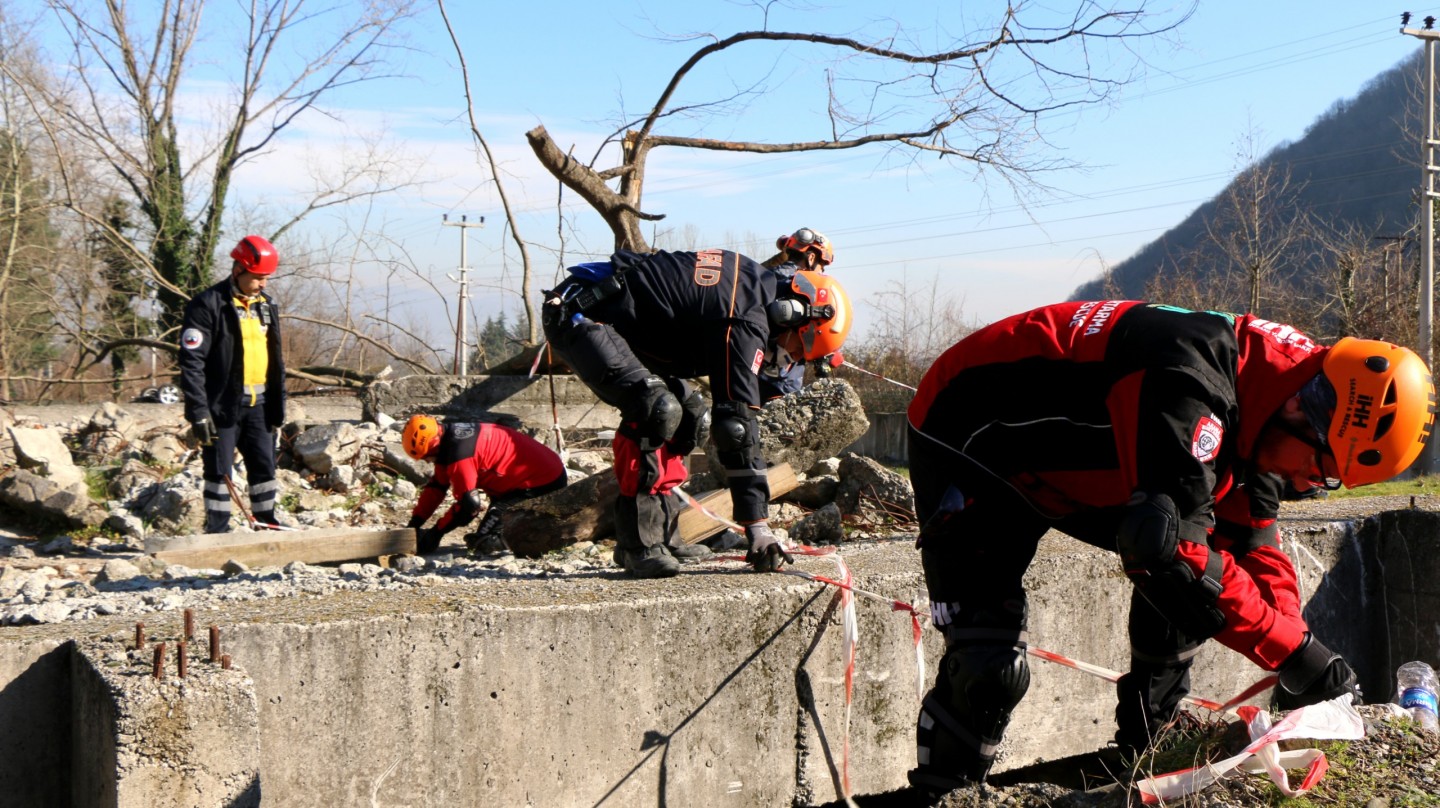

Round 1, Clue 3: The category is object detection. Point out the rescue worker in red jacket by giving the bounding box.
[905,301,1435,792]
[401,415,568,554]
[542,248,851,579]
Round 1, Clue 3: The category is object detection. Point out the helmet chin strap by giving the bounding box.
[1266,411,1343,490]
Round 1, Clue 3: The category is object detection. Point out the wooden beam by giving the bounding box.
[503,463,797,557]
[147,527,417,569]
[676,463,798,543]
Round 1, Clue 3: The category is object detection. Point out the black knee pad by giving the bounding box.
[1117,492,1226,639]
[668,387,711,456]
[711,401,760,466]
[913,636,1030,786]
[627,376,682,445]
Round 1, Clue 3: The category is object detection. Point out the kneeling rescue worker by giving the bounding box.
[543,247,851,578]
[401,415,567,554]
[904,301,1435,793]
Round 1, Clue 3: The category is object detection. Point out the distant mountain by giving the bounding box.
[1071,52,1421,302]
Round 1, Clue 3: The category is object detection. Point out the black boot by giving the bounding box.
[613,496,680,578]
[251,510,287,529]
[1114,660,1192,753]
[204,510,232,534]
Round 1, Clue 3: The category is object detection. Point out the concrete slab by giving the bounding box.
[1,495,1437,806]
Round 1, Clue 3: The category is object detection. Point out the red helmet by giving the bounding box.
[767,270,852,361]
[402,414,441,460]
[1320,338,1435,487]
[775,227,834,267]
[231,235,279,276]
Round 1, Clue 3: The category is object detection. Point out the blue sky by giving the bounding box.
[176,3,1425,343]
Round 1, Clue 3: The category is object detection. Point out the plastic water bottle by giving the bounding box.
[1396,661,1440,732]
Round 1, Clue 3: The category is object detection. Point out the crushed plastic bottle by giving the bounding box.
[1396,660,1439,733]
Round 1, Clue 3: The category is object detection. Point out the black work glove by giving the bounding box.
[744,522,793,572]
[415,527,445,555]
[191,418,217,446]
[405,515,426,531]
[1275,633,1362,710]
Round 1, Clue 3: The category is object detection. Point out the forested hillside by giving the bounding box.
[1071,52,1424,342]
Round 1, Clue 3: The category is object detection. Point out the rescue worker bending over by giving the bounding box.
[401,415,568,555]
[904,301,1435,792]
[542,248,851,579]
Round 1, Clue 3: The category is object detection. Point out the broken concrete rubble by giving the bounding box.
[0,469,106,528]
[1,378,913,597]
[504,378,878,556]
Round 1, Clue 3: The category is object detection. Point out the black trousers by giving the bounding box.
[201,396,278,532]
[908,424,1196,747]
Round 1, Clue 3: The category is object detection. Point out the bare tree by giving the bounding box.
[1199,128,1315,314]
[0,9,65,401]
[30,0,421,334]
[433,0,541,345]
[842,270,972,412]
[525,2,1191,252]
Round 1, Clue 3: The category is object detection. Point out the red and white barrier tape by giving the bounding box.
[1027,647,1277,713]
[840,360,917,392]
[672,488,744,532]
[1136,697,1363,803]
[672,488,922,802]
[672,485,1303,802]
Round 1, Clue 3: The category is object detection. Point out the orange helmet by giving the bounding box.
[1320,338,1436,487]
[775,227,834,267]
[767,270,852,361]
[231,235,279,276]
[402,414,441,460]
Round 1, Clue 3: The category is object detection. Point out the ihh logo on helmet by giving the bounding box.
[1351,394,1374,431]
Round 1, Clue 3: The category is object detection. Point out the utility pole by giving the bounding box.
[442,214,485,377]
[1402,13,1440,474]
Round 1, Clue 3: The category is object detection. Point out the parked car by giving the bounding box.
[134,385,181,405]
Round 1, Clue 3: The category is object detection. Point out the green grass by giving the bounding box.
[1326,475,1440,499]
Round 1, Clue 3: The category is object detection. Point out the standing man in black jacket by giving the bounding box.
[178,235,287,533]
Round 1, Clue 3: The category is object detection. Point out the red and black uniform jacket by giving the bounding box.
[908,301,1327,671]
[411,422,566,534]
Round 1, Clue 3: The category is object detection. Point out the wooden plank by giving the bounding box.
[676,463,798,543]
[504,462,799,557]
[148,527,417,569]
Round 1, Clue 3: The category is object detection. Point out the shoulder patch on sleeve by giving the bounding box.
[1191,415,1224,463]
[181,328,205,350]
[751,349,765,374]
